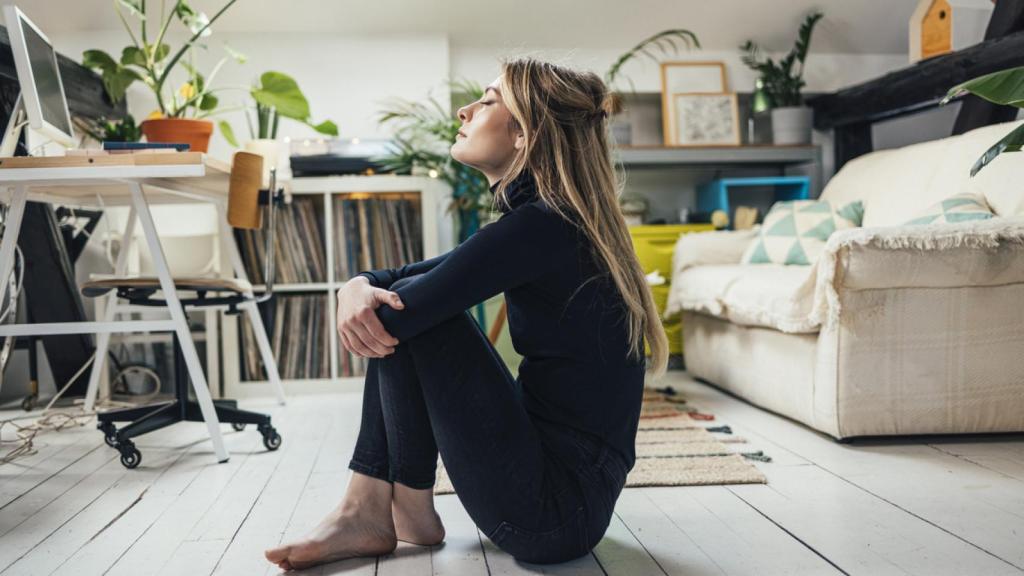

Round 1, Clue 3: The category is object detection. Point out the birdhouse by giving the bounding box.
[909,0,994,63]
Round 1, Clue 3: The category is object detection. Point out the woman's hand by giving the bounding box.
[337,276,404,358]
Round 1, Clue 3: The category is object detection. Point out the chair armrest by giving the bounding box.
[810,216,1024,329]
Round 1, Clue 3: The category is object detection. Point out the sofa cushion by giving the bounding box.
[820,119,1024,224]
[673,263,819,333]
[740,199,864,265]
[903,192,994,225]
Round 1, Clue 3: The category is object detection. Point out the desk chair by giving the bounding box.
[81,151,283,469]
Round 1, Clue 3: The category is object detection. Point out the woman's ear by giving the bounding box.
[513,131,526,150]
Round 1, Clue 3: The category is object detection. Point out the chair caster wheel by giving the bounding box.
[117,440,141,469]
[98,422,118,447]
[231,422,246,432]
[260,426,281,451]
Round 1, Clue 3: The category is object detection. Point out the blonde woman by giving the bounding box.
[266,57,668,571]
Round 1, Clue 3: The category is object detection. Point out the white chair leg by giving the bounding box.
[130,183,229,463]
[84,206,137,413]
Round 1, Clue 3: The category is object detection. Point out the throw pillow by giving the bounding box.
[741,199,864,265]
[903,192,995,225]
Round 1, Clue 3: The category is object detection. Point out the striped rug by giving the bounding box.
[431,385,768,495]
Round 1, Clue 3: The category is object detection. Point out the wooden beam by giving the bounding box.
[807,30,1024,130]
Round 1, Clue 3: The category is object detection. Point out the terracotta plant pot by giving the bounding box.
[140,117,214,153]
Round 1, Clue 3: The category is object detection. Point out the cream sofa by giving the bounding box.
[664,119,1024,440]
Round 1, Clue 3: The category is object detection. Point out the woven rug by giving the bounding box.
[431,384,768,495]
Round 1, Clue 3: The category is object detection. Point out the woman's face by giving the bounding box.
[451,75,524,184]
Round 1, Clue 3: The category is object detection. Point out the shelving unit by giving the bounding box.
[221,174,453,399]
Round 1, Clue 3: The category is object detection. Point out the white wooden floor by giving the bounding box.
[1,371,1023,576]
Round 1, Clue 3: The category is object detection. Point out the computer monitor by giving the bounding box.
[2,4,75,154]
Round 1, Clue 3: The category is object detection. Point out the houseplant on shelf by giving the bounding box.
[375,78,490,244]
[941,65,1024,176]
[740,10,824,145]
[217,71,338,183]
[81,0,243,152]
[603,29,700,146]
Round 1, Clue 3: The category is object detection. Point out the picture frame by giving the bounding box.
[670,92,741,147]
[660,61,728,145]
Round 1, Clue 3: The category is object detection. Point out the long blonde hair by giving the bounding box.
[491,56,669,379]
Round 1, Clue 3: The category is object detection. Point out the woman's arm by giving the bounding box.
[371,204,570,343]
[355,250,453,290]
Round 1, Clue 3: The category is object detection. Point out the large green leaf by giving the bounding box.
[83,49,142,103]
[252,71,310,120]
[969,122,1024,177]
[943,65,1024,108]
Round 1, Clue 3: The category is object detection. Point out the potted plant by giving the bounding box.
[941,65,1024,176]
[81,0,243,152]
[217,71,338,183]
[603,29,700,146]
[740,11,824,145]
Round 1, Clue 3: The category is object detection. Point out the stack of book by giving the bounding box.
[334,194,424,281]
[239,293,329,381]
[234,197,327,285]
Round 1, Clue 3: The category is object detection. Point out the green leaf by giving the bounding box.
[309,119,338,136]
[83,49,118,71]
[942,65,1024,108]
[970,123,1024,177]
[83,49,142,103]
[199,92,218,111]
[218,120,239,147]
[121,46,147,67]
[252,71,310,120]
[117,0,145,19]
[149,43,171,62]
[174,0,211,37]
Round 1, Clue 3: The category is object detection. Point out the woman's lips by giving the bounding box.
[457,130,466,138]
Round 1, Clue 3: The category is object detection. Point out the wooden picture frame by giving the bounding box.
[660,61,728,146]
[670,92,741,147]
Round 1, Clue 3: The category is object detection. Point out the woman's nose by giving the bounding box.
[457,105,469,123]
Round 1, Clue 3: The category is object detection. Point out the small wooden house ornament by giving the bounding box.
[909,0,994,63]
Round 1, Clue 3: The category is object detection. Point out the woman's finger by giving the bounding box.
[361,313,399,349]
[351,316,392,356]
[345,324,380,358]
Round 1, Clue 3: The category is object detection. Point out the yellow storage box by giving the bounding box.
[631,224,714,356]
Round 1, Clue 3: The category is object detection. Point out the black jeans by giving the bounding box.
[347,277,629,564]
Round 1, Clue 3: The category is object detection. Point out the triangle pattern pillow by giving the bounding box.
[741,199,864,266]
[903,192,995,225]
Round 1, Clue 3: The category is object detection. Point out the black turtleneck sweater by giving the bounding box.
[355,170,646,471]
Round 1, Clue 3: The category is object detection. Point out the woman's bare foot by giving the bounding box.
[264,502,397,571]
[392,483,446,546]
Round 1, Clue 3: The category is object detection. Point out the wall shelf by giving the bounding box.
[615,145,821,167]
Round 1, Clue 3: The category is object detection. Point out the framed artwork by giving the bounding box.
[660,61,728,145]
[670,93,740,146]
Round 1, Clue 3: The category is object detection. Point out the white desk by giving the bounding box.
[0,152,287,464]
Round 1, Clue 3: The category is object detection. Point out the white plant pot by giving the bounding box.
[770,106,814,145]
[243,138,293,187]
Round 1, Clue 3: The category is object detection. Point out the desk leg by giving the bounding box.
[216,204,287,405]
[84,206,136,412]
[130,184,229,463]
[0,185,28,308]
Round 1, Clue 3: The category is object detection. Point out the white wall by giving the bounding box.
[52,30,451,161]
